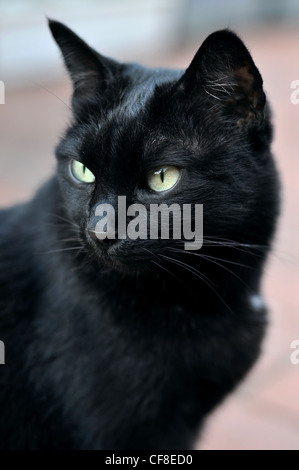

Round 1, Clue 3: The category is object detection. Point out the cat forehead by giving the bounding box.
[120,64,183,117]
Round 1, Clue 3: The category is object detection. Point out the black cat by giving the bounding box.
[0,21,279,450]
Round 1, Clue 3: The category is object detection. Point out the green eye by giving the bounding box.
[147,166,180,192]
[70,160,95,184]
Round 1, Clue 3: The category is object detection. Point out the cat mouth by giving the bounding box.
[84,229,168,276]
[83,230,144,273]
[86,235,118,265]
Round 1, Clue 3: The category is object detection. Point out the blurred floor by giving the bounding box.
[0,24,298,450]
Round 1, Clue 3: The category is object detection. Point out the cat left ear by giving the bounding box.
[181,30,265,124]
[48,19,118,112]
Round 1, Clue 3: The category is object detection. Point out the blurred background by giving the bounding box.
[1,0,299,450]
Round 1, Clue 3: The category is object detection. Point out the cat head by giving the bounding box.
[49,20,274,275]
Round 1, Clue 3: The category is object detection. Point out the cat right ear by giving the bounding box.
[48,19,118,114]
[179,29,265,127]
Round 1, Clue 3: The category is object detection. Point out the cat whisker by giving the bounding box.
[43,222,79,231]
[135,120,151,132]
[56,238,81,243]
[46,212,80,229]
[203,87,221,101]
[204,235,269,250]
[169,246,256,270]
[197,232,296,265]
[170,248,253,291]
[201,239,265,260]
[172,238,263,261]
[143,248,192,293]
[160,253,233,313]
[69,255,92,274]
[29,80,72,112]
[35,246,83,255]
[160,253,217,287]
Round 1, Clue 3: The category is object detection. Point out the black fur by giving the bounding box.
[0,21,279,449]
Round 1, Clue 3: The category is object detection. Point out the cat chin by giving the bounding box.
[96,254,153,277]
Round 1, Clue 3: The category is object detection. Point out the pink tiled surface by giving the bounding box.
[0,25,298,450]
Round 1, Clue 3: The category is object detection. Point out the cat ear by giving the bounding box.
[181,30,265,124]
[48,19,118,110]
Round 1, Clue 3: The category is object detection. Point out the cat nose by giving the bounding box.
[87,228,117,247]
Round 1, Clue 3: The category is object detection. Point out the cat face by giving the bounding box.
[50,20,273,274]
